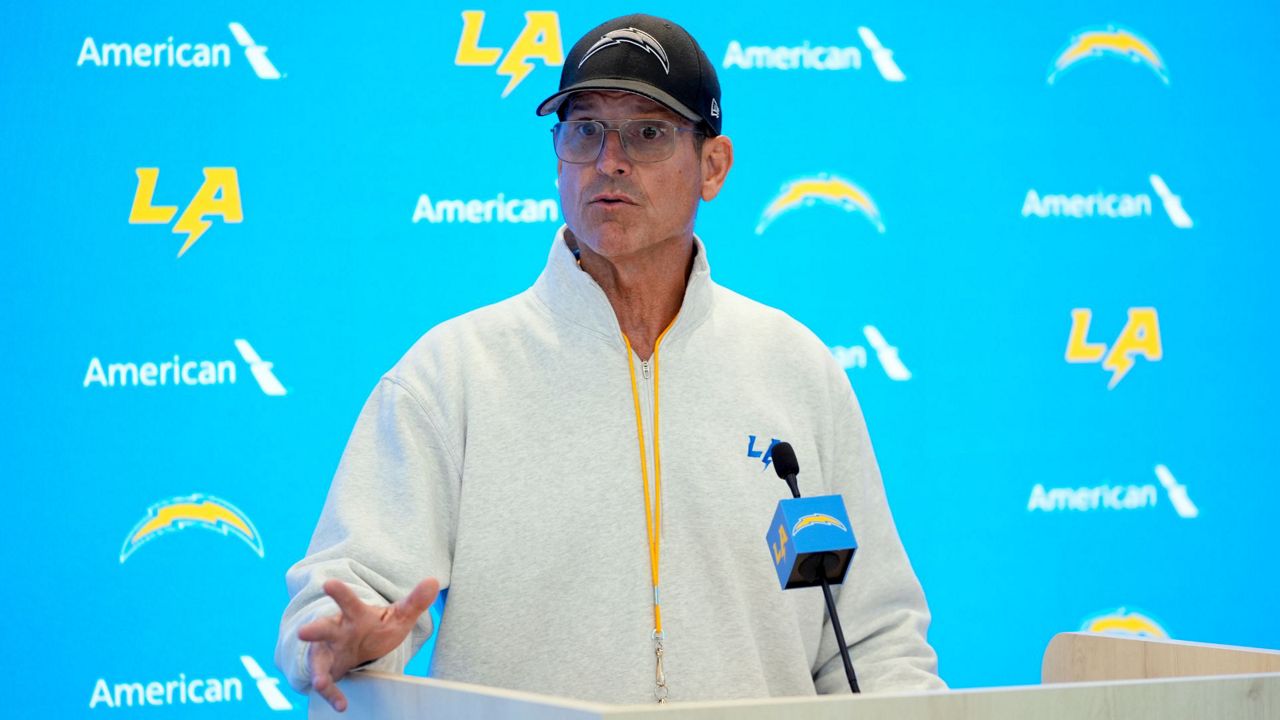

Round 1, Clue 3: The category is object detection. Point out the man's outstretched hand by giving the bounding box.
[297,577,440,712]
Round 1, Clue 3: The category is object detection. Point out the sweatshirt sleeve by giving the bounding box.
[811,374,946,694]
[274,376,462,693]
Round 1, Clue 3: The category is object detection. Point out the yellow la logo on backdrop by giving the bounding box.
[455,11,564,98]
[129,168,242,257]
[1065,308,1163,389]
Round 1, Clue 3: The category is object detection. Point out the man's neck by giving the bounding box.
[570,232,695,361]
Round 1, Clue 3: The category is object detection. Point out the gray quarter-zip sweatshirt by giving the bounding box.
[276,228,944,703]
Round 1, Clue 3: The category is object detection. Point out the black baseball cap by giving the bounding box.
[535,14,722,136]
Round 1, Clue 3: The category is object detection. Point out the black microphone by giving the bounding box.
[771,442,801,499]
[767,442,860,694]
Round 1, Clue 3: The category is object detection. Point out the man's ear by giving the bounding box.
[700,135,734,202]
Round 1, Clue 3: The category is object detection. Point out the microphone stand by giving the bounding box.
[800,553,860,694]
[783,471,859,694]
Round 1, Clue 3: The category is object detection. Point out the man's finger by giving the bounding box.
[310,647,349,712]
[395,578,440,620]
[309,642,333,680]
[324,579,369,618]
[297,616,341,643]
[313,671,349,713]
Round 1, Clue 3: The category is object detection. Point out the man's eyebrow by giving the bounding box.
[564,96,684,123]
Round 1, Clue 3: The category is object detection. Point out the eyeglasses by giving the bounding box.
[551,119,703,164]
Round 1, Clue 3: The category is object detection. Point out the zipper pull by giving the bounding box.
[641,360,650,380]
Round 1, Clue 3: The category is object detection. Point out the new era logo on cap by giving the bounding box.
[579,27,670,74]
[710,98,720,118]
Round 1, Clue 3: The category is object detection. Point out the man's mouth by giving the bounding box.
[590,193,636,206]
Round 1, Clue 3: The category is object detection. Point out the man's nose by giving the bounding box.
[595,129,632,176]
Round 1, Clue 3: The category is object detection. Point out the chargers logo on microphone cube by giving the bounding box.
[766,496,858,590]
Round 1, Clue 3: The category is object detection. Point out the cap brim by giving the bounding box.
[536,78,703,126]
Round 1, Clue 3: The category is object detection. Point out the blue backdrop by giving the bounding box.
[5,1,1279,715]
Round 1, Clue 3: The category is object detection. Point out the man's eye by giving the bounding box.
[635,124,664,141]
[576,123,601,137]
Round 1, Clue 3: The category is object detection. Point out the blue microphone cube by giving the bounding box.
[765,495,858,590]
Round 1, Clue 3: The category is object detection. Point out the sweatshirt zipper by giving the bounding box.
[637,359,657,537]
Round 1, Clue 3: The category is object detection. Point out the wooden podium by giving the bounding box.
[311,633,1280,719]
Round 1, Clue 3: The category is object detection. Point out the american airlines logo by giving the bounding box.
[240,655,293,710]
[1028,464,1198,518]
[228,23,282,79]
[89,655,291,710]
[83,339,286,395]
[76,23,282,80]
[412,191,560,225]
[723,27,905,81]
[235,339,287,395]
[829,326,911,381]
[1022,174,1192,228]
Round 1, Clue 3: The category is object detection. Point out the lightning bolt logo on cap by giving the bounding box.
[578,27,670,74]
[756,174,885,234]
[120,494,264,563]
[1048,25,1168,85]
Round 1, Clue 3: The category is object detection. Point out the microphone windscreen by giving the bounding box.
[771,441,800,479]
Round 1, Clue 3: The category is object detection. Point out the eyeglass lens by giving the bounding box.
[553,120,682,163]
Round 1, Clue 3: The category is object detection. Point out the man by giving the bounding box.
[276,13,944,712]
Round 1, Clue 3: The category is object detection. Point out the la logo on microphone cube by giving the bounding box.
[766,496,858,590]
